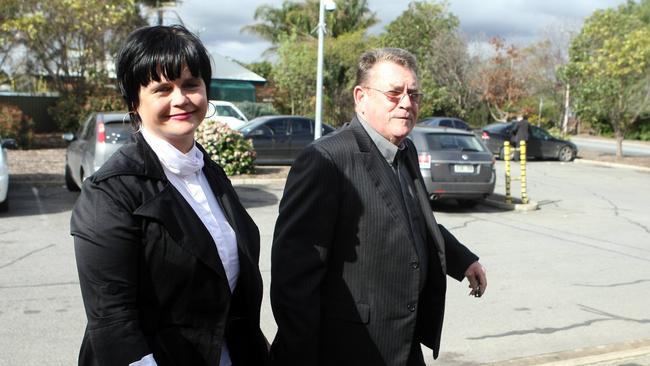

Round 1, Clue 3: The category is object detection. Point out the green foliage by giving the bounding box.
[563,3,650,146]
[0,103,34,147]
[626,119,650,140]
[195,120,256,176]
[273,30,371,125]
[2,0,145,93]
[379,1,475,118]
[243,0,377,49]
[49,88,125,132]
[235,101,278,119]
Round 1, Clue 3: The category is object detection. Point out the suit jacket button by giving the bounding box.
[410,261,419,269]
[407,303,416,312]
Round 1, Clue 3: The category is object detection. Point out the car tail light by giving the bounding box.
[481,131,489,140]
[418,152,431,167]
[96,120,106,143]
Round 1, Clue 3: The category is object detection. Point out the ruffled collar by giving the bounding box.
[140,128,204,177]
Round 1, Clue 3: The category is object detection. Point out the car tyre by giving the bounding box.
[65,165,80,191]
[558,146,574,162]
[0,196,8,212]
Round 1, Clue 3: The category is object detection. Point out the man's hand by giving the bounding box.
[464,261,487,297]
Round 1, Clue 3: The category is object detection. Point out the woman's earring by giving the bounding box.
[205,101,217,119]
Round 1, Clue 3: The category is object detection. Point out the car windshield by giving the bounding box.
[425,133,487,152]
[104,121,132,143]
[216,105,245,121]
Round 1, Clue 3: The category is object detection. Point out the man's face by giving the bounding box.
[354,61,420,145]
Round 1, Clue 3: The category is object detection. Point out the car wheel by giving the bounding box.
[558,146,574,162]
[0,196,8,212]
[65,165,80,191]
[457,199,478,208]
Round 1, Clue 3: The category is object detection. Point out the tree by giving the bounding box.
[1,0,145,93]
[242,0,377,53]
[475,38,529,122]
[379,1,475,119]
[563,3,650,156]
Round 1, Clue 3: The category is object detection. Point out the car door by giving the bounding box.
[288,118,314,159]
[528,125,548,158]
[247,124,274,163]
[265,118,291,161]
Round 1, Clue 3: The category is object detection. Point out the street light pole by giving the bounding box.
[314,0,326,140]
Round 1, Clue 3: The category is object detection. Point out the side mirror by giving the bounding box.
[62,132,75,142]
[1,138,17,149]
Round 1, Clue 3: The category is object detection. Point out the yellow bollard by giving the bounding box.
[519,141,528,204]
[504,141,511,204]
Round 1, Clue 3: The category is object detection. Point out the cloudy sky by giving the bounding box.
[156,0,628,63]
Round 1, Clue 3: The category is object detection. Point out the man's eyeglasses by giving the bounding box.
[365,86,424,105]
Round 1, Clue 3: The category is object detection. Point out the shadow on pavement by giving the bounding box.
[0,182,79,218]
[233,186,279,209]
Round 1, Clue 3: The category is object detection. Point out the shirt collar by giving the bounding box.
[357,113,406,166]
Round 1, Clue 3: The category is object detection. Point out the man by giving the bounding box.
[511,113,530,147]
[270,48,487,366]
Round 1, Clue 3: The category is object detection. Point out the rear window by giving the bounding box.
[104,122,132,143]
[484,123,510,133]
[216,105,245,121]
[425,133,487,152]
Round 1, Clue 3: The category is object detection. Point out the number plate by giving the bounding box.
[453,164,474,173]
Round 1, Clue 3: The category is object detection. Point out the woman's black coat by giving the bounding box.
[71,133,269,366]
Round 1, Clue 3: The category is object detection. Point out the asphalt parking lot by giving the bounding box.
[1,155,649,365]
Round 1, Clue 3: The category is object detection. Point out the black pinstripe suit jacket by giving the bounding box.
[270,117,478,366]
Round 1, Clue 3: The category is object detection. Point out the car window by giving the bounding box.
[439,119,454,127]
[530,126,550,139]
[291,119,313,136]
[104,122,132,143]
[216,105,245,121]
[267,119,289,135]
[78,114,95,139]
[454,120,470,130]
[425,134,487,152]
[484,123,509,133]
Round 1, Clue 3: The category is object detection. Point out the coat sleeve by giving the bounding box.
[71,180,152,365]
[438,224,479,282]
[270,144,340,366]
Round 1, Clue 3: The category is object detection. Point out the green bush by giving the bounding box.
[49,89,124,132]
[196,119,256,176]
[0,103,34,148]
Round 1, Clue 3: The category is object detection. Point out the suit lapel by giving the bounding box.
[349,119,414,237]
[133,183,228,280]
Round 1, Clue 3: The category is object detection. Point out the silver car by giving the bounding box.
[408,126,496,207]
[63,111,133,191]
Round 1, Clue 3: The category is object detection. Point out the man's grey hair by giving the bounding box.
[355,47,418,87]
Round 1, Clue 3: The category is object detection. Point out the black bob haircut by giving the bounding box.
[116,25,212,127]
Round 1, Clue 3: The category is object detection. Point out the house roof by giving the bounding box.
[210,53,266,84]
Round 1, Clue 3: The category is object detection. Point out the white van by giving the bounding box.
[207,100,248,129]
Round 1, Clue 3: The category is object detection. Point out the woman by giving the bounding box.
[71,25,269,366]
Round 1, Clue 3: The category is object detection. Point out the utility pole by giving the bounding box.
[314,0,335,140]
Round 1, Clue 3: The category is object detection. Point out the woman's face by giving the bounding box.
[136,65,208,152]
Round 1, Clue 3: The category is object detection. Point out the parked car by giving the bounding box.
[0,137,17,212]
[418,117,472,131]
[207,100,248,129]
[237,115,335,165]
[63,111,133,191]
[480,122,578,162]
[408,126,495,207]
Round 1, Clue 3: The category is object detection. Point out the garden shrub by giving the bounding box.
[196,119,256,176]
[0,103,34,148]
[235,101,278,119]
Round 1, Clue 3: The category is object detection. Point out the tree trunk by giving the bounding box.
[615,129,624,158]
